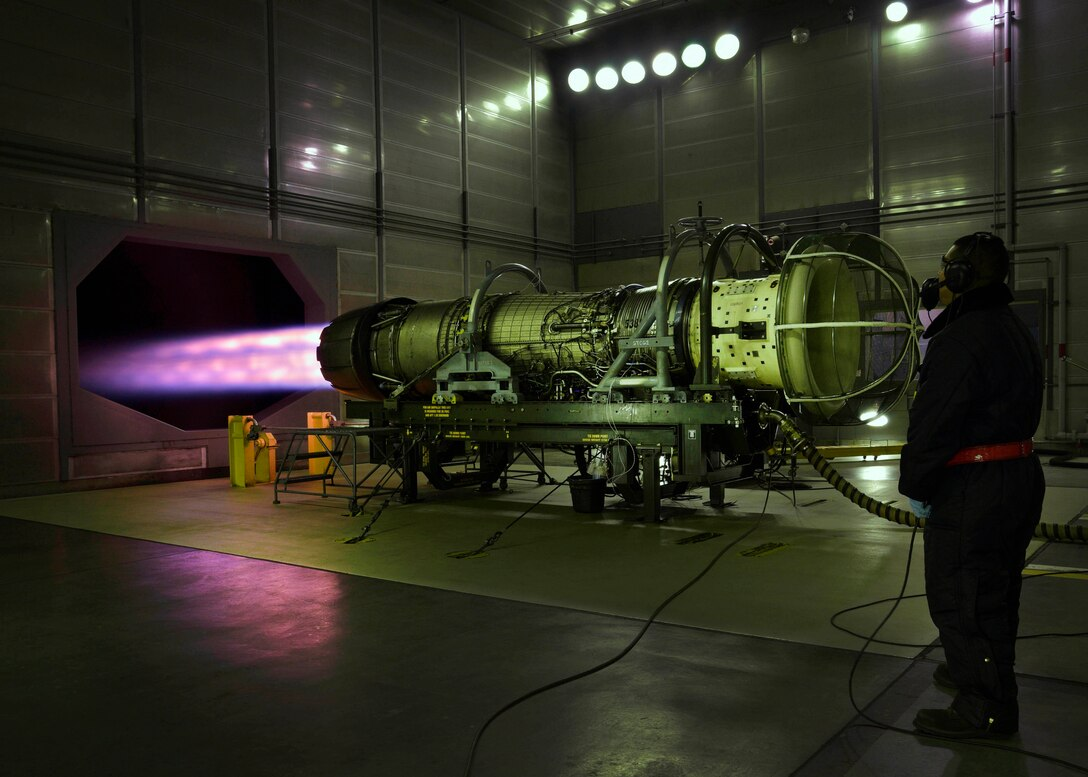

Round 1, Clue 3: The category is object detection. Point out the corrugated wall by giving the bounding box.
[0,0,571,490]
[573,1,1088,441]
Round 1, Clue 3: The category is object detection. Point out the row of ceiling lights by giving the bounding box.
[567,0,994,94]
[567,32,739,93]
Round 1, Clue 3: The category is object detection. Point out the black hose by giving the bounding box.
[758,406,1087,545]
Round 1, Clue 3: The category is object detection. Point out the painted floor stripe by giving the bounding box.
[1024,563,1088,581]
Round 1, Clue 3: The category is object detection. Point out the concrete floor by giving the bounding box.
[1,456,1087,777]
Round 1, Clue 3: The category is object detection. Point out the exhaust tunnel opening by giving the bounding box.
[76,240,307,431]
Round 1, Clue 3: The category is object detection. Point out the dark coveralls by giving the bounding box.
[899,282,1044,729]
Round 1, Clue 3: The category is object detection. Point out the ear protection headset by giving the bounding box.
[942,231,997,294]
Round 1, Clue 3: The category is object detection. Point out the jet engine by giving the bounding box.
[316,222,919,517]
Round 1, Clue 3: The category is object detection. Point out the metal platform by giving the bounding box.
[270,425,407,515]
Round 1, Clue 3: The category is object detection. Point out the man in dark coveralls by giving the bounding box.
[899,232,1044,739]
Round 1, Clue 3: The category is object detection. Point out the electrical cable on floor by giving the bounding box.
[446,476,573,559]
[831,568,1088,646]
[459,467,775,777]
[749,408,1088,770]
[837,532,1088,774]
[342,436,420,544]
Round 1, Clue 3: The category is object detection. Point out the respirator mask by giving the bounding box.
[919,276,944,310]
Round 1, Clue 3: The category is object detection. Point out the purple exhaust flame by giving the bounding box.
[81,325,330,394]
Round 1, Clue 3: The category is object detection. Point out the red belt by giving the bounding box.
[946,439,1034,466]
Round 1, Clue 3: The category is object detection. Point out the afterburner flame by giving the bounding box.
[81,325,329,394]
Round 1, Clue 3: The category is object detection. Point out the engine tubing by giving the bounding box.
[758,406,1087,545]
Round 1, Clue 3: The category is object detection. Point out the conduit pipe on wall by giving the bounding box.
[1003,0,1017,246]
[1010,242,1068,438]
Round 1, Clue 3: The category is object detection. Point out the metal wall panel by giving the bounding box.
[142,1,269,190]
[383,234,464,299]
[143,1,266,64]
[879,8,998,207]
[0,441,58,484]
[278,219,374,252]
[338,246,378,314]
[0,0,575,489]
[0,353,55,396]
[0,264,52,309]
[143,198,273,238]
[0,172,136,222]
[0,397,56,439]
[533,48,571,245]
[663,64,759,225]
[463,22,534,235]
[1018,0,1088,190]
[574,95,657,212]
[0,309,54,353]
[380,3,462,221]
[468,244,536,293]
[0,206,56,486]
[762,23,872,212]
[1,0,131,69]
[0,1,132,154]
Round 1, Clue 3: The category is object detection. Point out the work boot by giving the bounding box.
[933,662,957,692]
[913,707,1017,740]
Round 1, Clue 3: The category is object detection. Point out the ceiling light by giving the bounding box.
[866,414,890,428]
[896,22,923,41]
[530,77,549,102]
[652,51,677,76]
[621,60,646,84]
[595,66,619,90]
[791,27,810,45]
[568,68,590,92]
[886,2,909,22]
[714,33,740,60]
[681,43,706,68]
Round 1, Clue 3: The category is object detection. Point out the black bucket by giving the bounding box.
[569,475,606,513]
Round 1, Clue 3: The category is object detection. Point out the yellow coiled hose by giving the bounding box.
[758,406,1087,545]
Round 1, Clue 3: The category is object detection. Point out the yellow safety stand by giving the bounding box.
[307,411,337,475]
[228,415,278,487]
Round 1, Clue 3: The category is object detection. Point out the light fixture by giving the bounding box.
[531,77,549,102]
[896,22,923,41]
[866,414,890,428]
[568,68,590,92]
[595,66,619,90]
[886,2,909,22]
[652,51,677,76]
[681,43,706,68]
[791,26,810,45]
[621,60,646,84]
[714,33,740,60]
[966,0,986,3]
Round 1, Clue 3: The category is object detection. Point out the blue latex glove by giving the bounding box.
[908,498,932,518]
